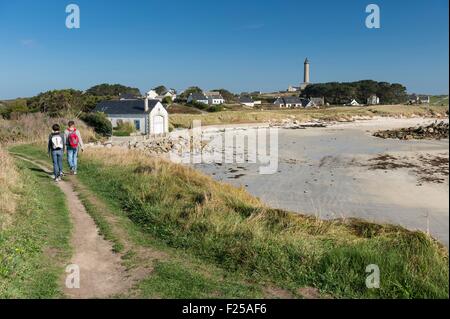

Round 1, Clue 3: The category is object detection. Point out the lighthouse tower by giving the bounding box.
[299,58,310,91]
[303,58,310,84]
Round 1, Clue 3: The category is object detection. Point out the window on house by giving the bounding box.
[134,120,140,130]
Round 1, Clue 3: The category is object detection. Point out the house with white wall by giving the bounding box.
[94,98,169,135]
[205,92,225,105]
[187,92,209,104]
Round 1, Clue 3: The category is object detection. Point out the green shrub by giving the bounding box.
[80,112,112,136]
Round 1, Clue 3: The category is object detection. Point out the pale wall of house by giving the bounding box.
[149,102,169,135]
[108,114,147,134]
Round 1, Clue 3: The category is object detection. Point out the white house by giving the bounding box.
[94,98,169,135]
[239,96,255,107]
[274,96,303,108]
[156,89,177,102]
[367,95,380,105]
[146,90,159,99]
[205,92,225,105]
[346,99,360,106]
[187,92,209,104]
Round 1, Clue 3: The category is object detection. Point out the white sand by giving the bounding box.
[194,118,449,246]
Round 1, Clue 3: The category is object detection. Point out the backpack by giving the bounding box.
[51,135,63,150]
[68,129,79,149]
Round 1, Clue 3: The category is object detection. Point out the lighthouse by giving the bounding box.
[303,58,310,84]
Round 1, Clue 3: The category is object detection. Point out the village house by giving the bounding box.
[188,92,225,105]
[239,95,255,107]
[408,94,430,104]
[205,92,225,105]
[274,96,304,108]
[94,98,169,135]
[187,92,209,104]
[367,95,380,105]
[308,97,325,107]
[345,99,360,106]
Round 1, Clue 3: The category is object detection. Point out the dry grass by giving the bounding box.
[0,146,21,229]
[0,113,96,145]
[169,105,449,128]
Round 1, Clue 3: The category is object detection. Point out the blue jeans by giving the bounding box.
[51,149,63,178]
[67,148,78,172]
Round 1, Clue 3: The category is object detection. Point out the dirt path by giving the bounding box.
[14,156,134,298]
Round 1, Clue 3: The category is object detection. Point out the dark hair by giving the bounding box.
[68,120,75,127]
[52,124,60,132]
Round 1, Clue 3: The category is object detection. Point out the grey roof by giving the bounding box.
[283,96,303,104]
[206,92,224,99]
[190,92,208,100]
[93,99,159,115]
[239,96,253,103]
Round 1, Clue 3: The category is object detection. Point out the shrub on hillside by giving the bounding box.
[207,105,224,112]
[80,112,112,136]
[0,113,96,145]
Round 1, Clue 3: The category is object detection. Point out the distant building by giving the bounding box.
[205,92,225,105]
[309,97,325,107]
[94,98,169,135]
[419,95,430,104]
[239,95,255,107]
[367,95,380,105]
[345,99,360,106]
[187,92,209,104]
[274,96,304,108]
[407,94,430,104]
[287,85,301,92]
[146,90,159,99]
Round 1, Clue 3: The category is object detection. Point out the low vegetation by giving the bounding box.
[0,112,96,145]
[41,146,447,298]
[0,150,71,298]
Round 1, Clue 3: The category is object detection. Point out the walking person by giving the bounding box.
[64,120,84,175]
[48,124,65,182]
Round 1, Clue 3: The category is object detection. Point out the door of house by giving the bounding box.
[153,115,164,134]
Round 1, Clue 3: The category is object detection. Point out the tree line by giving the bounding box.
[0,84,141,119]
[301,80,408,105]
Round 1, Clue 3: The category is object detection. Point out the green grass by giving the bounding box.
[139,260,261,298]
[9,144,450,299]
[0,157,71,298]
[430,95,449,106]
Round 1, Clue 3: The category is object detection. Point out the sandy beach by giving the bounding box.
[193,117,449,246]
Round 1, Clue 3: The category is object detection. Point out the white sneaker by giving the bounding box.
[73,171,77,175]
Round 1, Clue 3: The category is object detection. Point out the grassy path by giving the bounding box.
[8,145,275,298]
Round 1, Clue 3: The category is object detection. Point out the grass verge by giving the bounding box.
[0,151,71,298]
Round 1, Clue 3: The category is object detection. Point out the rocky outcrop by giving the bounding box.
[373,121,449,140]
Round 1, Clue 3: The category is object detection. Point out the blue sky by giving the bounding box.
[0,0,448,99]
